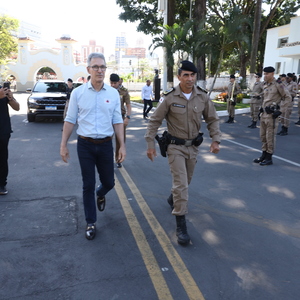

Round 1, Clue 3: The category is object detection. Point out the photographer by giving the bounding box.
[0,82,20,195]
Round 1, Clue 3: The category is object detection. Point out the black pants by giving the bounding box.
[143,99,153,117]
[0,134,10,187]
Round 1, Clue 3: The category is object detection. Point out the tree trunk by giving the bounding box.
[193,0,206,84]
[250,0,262,73]
[208,49,223,96]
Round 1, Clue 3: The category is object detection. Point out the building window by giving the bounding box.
[275,62,281,74]
[278,37,288,48]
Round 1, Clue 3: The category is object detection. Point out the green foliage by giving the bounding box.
[0,15,19,65]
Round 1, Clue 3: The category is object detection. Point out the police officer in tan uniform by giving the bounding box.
[225,75,241,123]
[145,61,221,245]
[248,73,264,128]
[110,74,131,168]
[253,66,291,166]
[277,73,297,136]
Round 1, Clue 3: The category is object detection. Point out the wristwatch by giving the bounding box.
[126,115,131,119]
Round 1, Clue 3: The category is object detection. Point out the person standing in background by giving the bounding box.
[142,80,154,119]
[225,75,241,124]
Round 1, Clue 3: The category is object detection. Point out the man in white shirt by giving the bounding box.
[141,80,153,119]
[60,52,126,240]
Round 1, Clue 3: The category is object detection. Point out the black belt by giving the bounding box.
[79,135,112,144]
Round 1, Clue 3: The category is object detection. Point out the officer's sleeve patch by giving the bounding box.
[159,97,164,103]
[163,88,175,95]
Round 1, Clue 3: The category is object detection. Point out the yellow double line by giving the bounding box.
[115,167,205,300]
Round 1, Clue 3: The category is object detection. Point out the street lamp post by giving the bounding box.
[158,0,168,91]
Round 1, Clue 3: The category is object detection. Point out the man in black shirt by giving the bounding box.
[0,84,20,195]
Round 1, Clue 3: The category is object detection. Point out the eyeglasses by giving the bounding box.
[89,65,107,71]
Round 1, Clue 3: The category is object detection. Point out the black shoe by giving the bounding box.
[116,162,122,168]
[167,194,174,209]
[295,119,300,125]
[176,216,190,245]
[260,153,273,166]
[85,223,96,240]
[250,121,257,128]
[253,151,267,163]
[279,126,288,136]
[225,117,231,123]
[0,186,8,195]
[97,195,106,211]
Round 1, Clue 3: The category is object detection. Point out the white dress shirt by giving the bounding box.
[65,82,123,139]
[141,84,153,100]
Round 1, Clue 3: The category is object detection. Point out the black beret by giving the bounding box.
[287,73,294,78]
[179,60,198,73]
[67,78,73,83]
[281,74,286,77]
[263,66,275,73]
[110,73,120,82]
[230,74,235,79]
[255,73,262,78]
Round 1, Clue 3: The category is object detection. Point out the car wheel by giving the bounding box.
[27,113,36,122]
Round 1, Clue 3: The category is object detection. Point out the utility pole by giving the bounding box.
[158,0,168,91]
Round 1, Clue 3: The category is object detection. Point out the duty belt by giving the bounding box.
[169,136,194,147]
[79,135,112,144]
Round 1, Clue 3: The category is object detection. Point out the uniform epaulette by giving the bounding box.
[120,86,128,91]
[197,86,208,93]
[163,88,175,95]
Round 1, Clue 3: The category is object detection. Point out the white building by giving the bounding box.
[264,16,300,75]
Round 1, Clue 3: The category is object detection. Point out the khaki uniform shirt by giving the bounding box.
[284,81,298,98]
[227,81,241,99]
[145,85,221,149]
[118,86,130,116]
[250,82,264,104]
[262,79,291,111]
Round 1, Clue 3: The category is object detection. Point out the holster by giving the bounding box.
[155,131,170,157]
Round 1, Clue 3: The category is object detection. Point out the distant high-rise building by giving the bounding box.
[125,47,146,59]
[115,33,128,63]
[80,40,104,63]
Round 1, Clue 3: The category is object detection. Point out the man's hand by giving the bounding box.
[147,148,157,161]
[60,145,70,163]
[210,141,220,154]
[116,145,126,163]
[124,118,129,127]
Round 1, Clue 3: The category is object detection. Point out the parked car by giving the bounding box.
[27,80,68,122]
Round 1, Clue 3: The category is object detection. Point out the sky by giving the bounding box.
[0,0,155,57]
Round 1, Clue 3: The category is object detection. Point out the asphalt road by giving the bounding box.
[1,93,300,300]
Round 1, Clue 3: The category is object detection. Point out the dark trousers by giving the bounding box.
[143,99,153,117]
[0,134,10,187]
[77,137,115,224]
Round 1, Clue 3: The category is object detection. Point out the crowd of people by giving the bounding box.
[2,53,300,245]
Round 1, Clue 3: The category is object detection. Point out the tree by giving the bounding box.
[0,15,19,65]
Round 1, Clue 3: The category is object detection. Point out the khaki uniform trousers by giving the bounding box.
[250,100,261,122]
[280,99,293,128]
[227,98,236,118]
[167,144,198,216]
[260,113,279,154]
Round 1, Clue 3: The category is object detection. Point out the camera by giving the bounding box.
[3,82,11,89]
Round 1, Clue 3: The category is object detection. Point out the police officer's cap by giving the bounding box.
[230,74,235,79]
[263,66,275,73]
[255,73,262,78]
[110,73,120,82]
[281,74,286,77]
[179,60,198,73]
[287,73,294,78]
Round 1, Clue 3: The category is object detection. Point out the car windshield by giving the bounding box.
[33,82,67,93]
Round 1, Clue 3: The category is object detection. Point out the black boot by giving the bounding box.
[260,152,273,166]
[248,120,254,127]
[277,125,284,135]
[295,118,300,125]
[225,117,232,123]
[279,126,288,136]
[253,151,267,163]
[176,216,190,245]
[230,117,234,123]
[167,194,174,209]
[250,121,257,128]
